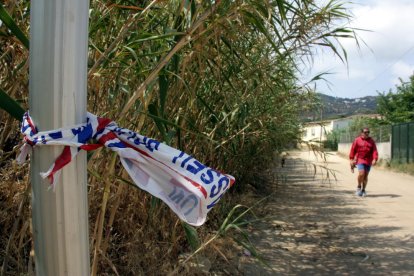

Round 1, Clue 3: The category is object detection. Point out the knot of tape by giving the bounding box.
[18,112,235,226]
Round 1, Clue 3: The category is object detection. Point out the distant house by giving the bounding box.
[302,114,380,143]
[302,120,331,142]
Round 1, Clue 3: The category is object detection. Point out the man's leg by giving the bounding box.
[362,173,369,190]
[361,165,371,196]
[356,164,366,196]
[358,171,365,188]
[356,173,364,196]
[358,164,371,196]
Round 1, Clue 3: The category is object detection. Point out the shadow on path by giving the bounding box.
[364,194,401,198]
[237,153,414,275]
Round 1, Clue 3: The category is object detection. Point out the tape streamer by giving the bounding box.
[18,112,235,226]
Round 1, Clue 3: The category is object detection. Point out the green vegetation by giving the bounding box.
[334,73,414,146]
[324,129,340,150]
[337,116,391,144]
[349,116,390,141]
[389,160,414,175]
[1,0,355,274]
[377,75,414,124]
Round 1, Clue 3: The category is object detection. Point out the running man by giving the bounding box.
[349,127,378,197]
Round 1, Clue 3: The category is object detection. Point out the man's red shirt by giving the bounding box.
[349,136,378,165]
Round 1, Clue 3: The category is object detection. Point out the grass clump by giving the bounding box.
[388,160,414,176]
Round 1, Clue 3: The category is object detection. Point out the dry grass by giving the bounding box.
[0,160,197,274]
[1,0,355,273]
[0,154,239,275]
[388,161,414,176]
[0,160,32,275]
[0,142,274,275]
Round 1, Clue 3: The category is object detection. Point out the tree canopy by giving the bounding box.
[377,75,414,123]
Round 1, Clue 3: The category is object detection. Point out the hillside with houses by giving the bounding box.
[302,93,378,121]
[300,93,386,149]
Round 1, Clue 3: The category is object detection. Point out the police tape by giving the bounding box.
[18,112,235,226]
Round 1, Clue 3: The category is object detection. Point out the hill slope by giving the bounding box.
[303,93,378,121]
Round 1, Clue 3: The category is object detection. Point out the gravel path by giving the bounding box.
[236,150,414,275]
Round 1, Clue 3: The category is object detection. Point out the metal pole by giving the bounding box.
[29,0,90,275]
[391,125,394,160]
[379,126,382,143]
[407,123,410,164]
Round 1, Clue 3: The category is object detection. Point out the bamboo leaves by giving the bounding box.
[182,222,200,251]
[0,88,24,121]
[1,0,357,274]
[0,3,28,122]
[0,3,29,49]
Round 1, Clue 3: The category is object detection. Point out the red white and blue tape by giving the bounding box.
[18,112,235,226]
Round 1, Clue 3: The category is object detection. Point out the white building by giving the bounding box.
[302,120,331,142]
[302,114,379,143]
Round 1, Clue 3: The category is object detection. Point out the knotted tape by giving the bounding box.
[18,112,235,226]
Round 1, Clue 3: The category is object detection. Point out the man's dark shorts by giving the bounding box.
[357,164,371,172]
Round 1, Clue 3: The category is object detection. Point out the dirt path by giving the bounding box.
[236,151,414,275]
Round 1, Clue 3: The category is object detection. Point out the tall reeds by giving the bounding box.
[0,0,354,274]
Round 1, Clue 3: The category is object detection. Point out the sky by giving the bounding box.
[302,0,414,99]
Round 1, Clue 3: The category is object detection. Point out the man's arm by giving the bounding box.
[349,139,357,165]
[372,140,379,166]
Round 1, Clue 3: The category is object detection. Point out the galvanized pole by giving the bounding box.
[29,0,90,275]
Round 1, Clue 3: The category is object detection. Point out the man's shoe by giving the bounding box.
[361,191,367,197]
[356,188,362,196]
